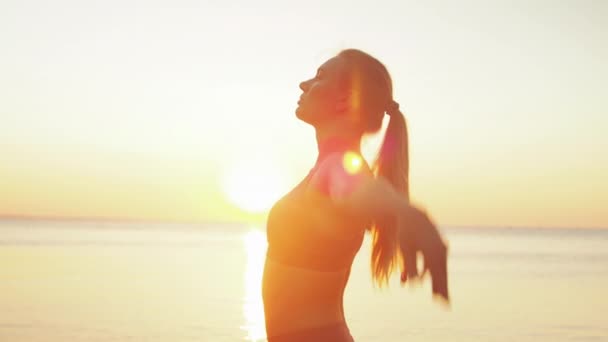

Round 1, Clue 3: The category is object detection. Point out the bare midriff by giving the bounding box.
[262,258,350,337]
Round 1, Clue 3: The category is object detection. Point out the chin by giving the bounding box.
[295,107,307,121]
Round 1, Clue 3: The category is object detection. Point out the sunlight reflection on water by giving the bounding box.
[241,229,267,341]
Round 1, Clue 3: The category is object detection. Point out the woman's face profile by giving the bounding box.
[296,56,350,125]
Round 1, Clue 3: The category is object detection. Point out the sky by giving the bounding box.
[0,0,606,228]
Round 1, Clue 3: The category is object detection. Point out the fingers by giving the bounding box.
[399,205,450,303]
[398,215,419,285]
[412,210,450,302]
[428,246,449,302]
[400,243,418,285]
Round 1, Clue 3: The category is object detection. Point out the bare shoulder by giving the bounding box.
[309,151,373,203]
[309,151,407,222]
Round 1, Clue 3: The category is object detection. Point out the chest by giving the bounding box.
[266,178,363,243]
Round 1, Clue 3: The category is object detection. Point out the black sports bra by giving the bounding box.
[265,165,368,271]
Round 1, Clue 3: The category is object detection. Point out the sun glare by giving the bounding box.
[242,229,267,341]
[343,151,363,175]
[222,157,287,213]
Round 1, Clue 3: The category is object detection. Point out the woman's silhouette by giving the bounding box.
[262,49,449,342]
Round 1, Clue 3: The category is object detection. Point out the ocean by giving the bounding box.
[1,220,607,341]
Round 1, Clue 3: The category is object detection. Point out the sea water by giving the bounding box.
[1,220,607,341]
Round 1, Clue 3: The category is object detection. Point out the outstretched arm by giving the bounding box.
[309,151,410,222]
[399,207,449,302]
[311,152,449,302]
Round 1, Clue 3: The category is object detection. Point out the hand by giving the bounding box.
[399,206,449,303]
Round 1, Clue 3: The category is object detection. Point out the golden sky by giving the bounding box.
[1,0,606,228]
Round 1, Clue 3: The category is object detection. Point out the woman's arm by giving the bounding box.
[399,207,449,302]
[310,152,411,222]
[312,152,449,302]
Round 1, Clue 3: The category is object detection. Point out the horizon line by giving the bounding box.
[1,213,606,231]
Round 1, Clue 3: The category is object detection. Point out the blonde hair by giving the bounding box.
[338,49,409,286]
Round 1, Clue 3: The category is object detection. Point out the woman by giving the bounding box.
[263,49,449,342]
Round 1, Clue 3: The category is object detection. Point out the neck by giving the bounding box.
[315,125,361,165]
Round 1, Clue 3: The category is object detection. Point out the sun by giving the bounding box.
[222,157,288,213]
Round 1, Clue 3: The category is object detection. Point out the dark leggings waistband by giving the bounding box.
[267,322,354,342]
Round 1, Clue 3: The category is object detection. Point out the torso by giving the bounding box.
[262,259,349,336]
[263,162,369,337]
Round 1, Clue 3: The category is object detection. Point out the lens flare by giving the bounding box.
[349,69,362,112]
[343,151,363,175]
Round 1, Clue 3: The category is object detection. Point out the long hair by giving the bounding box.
[339,49,409,286]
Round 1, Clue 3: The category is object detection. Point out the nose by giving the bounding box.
[299,79,311,92]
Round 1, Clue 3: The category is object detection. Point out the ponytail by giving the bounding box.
[369,101,409,286]
[336,49,409,286]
